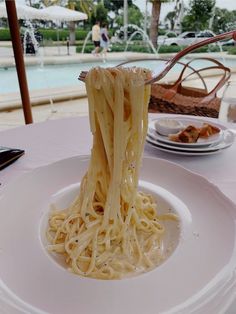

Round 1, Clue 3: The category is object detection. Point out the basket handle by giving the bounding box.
[163,58,231,102]
[171,58,209,92]
[174,57,228,86]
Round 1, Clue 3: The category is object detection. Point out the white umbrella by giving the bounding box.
[0,3,87,22]
[39,5,87,22]
[0,2,49,20]
[38,5,88,54]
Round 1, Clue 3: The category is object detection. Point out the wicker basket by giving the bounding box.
[149,57,231,118]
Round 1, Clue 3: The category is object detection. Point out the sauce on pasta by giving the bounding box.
[47,67,177,279]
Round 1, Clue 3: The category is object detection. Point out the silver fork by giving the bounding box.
[78,30,236,85]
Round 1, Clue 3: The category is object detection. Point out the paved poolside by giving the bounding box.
[0,97,89,131]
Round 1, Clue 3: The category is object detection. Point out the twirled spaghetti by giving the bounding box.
[47,67,177,279]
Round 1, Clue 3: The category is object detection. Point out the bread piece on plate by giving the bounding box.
[169,125,200,143]
[199,123,221,138]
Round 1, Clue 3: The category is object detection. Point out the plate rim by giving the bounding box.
[146,137,232,156]
[1,155,236,314]
[146,130,234,154]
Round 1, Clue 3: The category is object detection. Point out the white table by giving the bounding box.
[0,114,236,313]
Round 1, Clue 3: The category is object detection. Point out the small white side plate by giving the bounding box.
[147,129,235,155]
[149,117,224,148]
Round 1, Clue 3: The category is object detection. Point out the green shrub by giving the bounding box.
[158,29,166,36]
[76,44,94,53]
[127,45,152,53]
[157,30,177,37]
[191,45,221,53]
[157,45,182,53]
[39,29,69,41]
[222,45,230,52]
[76,42,227,55]
[109,44,126,52]
[0,28,11,41]
[39,29,88,41]
[156,44,223,54]
[167,32,177,38]
[227,47,236,55]
[76,43,153,54]
[75,30,90,40]
[77,43,182,54]
[0,28,89,42]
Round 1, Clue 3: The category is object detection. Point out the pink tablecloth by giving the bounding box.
[1,114,236,205]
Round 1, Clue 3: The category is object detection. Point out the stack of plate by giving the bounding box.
[147,116,235,156]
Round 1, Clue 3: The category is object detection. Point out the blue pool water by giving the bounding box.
[1,57,236,94]
[0,61,120,94]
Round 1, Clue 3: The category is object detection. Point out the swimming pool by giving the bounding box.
[0,61,120,94]
[1,57,236,94]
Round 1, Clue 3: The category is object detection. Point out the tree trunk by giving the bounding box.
[69,21,76,45]
[150,0,161,49]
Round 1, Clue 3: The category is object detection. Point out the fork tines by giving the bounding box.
[78,71,88,82]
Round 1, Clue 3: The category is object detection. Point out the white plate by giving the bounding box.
[146,135,234,156]
[0,156,236,314]
[40,181,181,274]
[149,117,225,148]
[147,129,235,154]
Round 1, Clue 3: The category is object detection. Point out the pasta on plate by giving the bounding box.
[47,67,177,279]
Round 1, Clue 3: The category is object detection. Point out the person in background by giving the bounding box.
[92,21,101,56]
[100,23,109,60]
